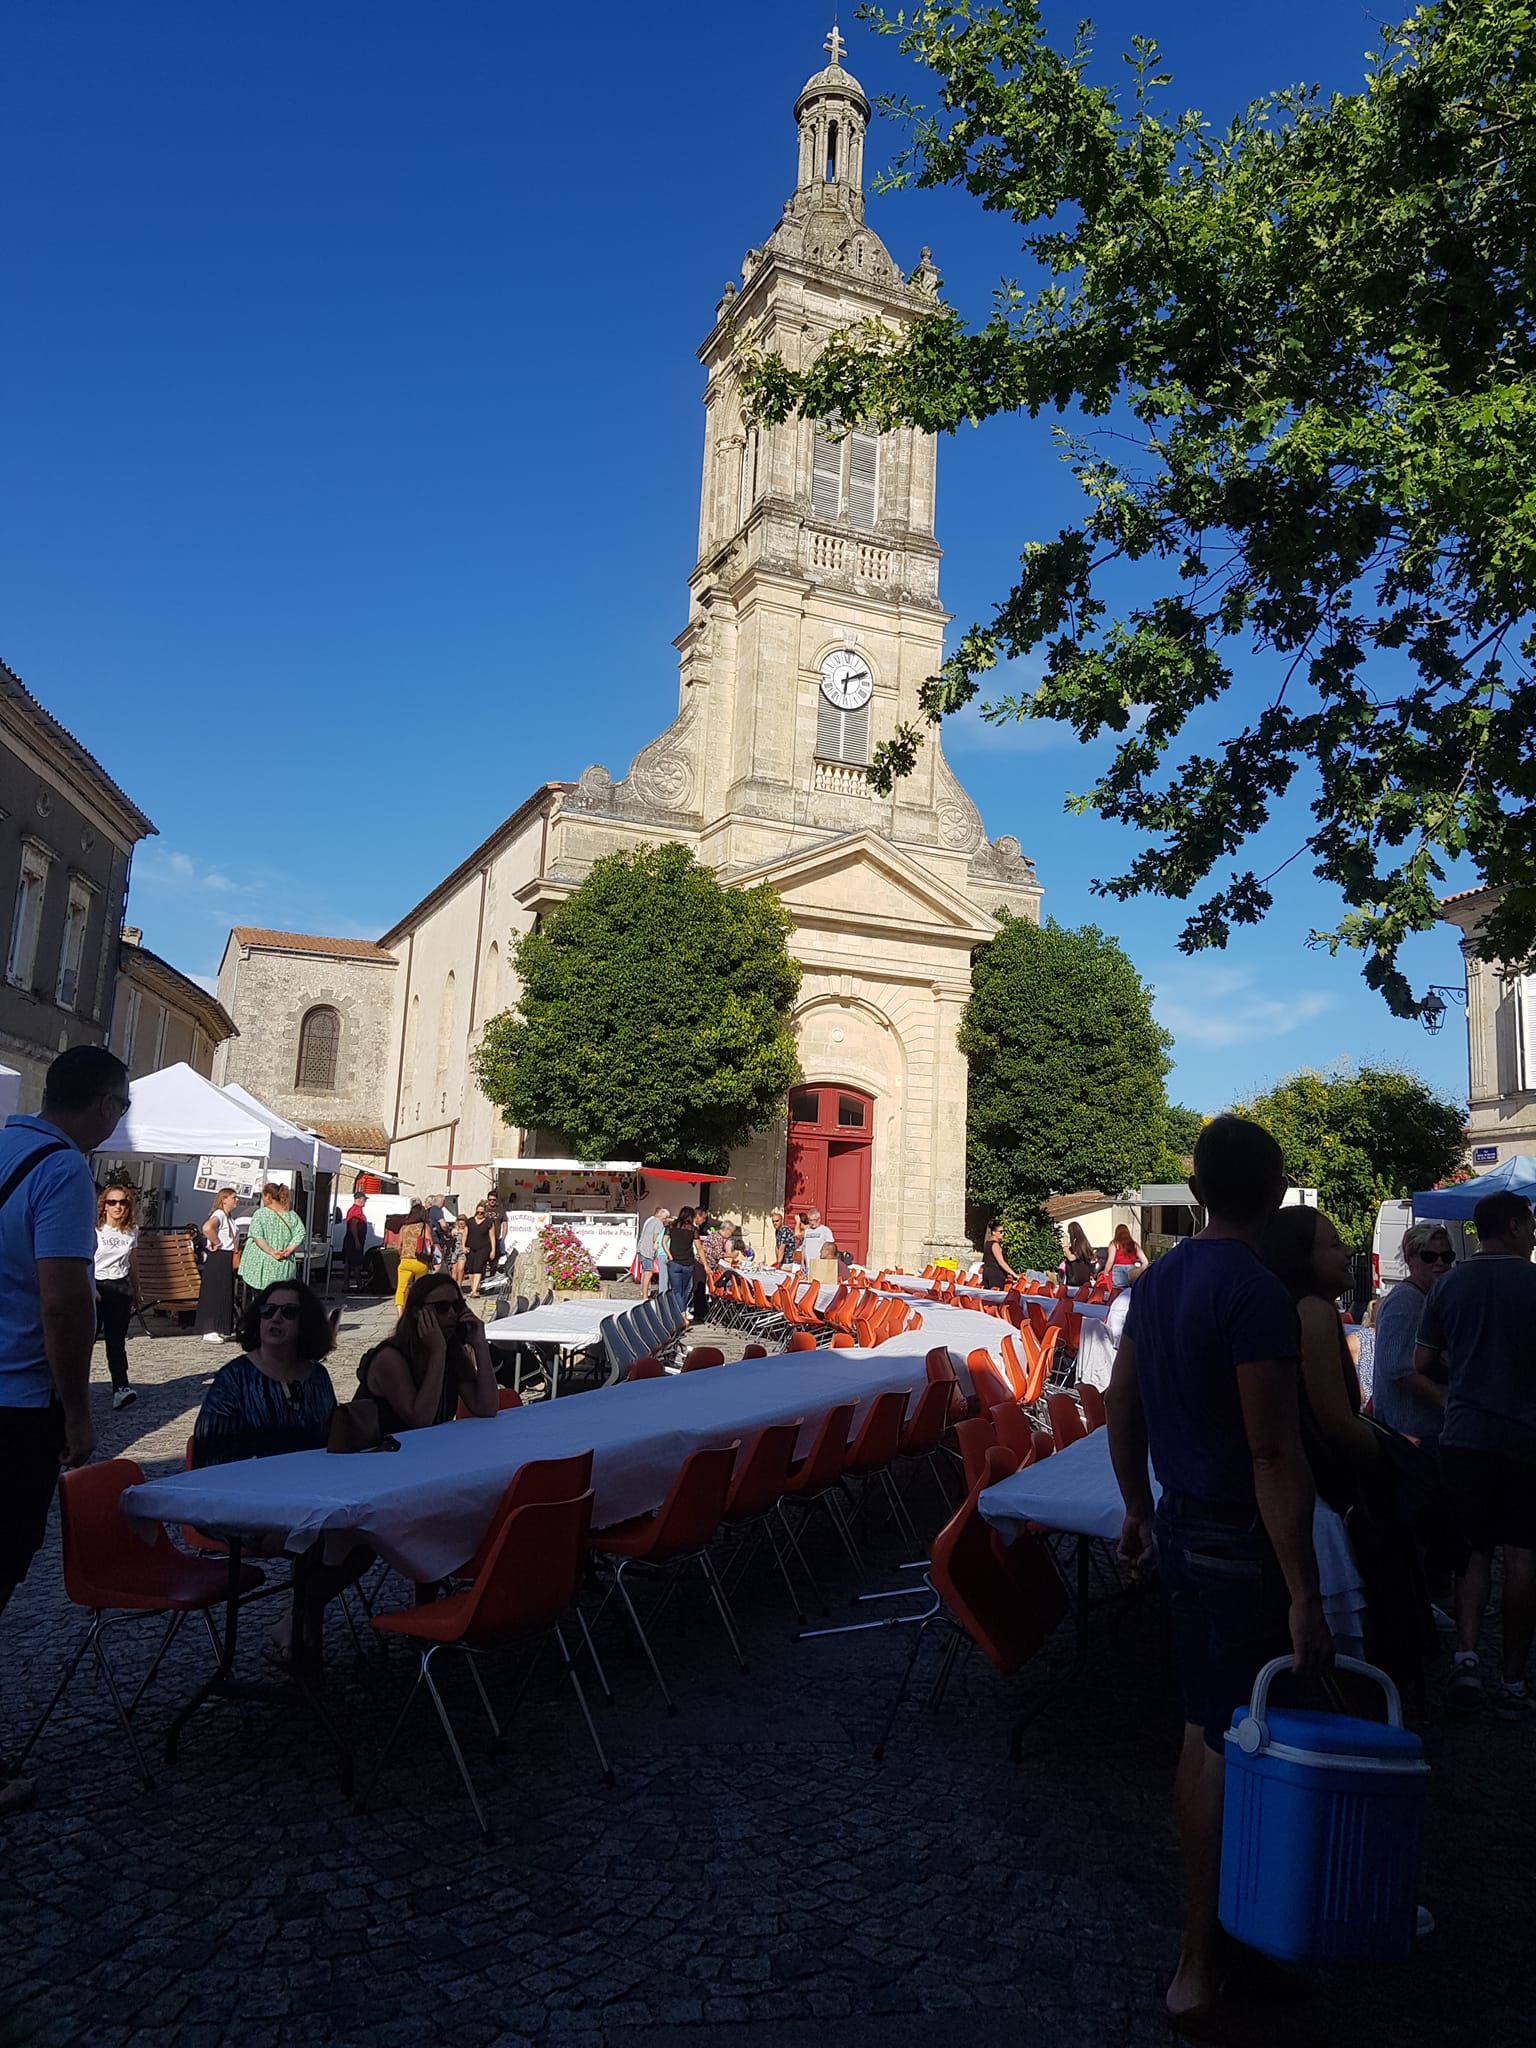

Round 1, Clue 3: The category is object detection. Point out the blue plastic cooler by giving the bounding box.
[1220,1656,1428,1964]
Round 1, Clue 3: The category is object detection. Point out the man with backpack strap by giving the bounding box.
[1,1045,131,1818]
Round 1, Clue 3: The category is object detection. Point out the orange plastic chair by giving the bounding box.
[892,1377,958,1513]
[20,1459,263,1788]
[988,1399,1037,1468]
[776,1400,861,1574]
[829,1331,858,1348]
[872,1442,1073,1759]
[953,1414,998,1493]
[452,1450,595,1581]
[966,1349,1014,1415]
[1046,1391,1087,1449]
[996,1333,1029,1404]
[626,1357,667,1380]
[366,1490,610,1836]
[786,1332,818,1353]
[1079,1383,1107,1432]
[680,1347,725,1372]
[741,1343,769,1359]
[721,1421,812,1622]
[456,1386,523,1418]
[589,1444,744,1710]
[842,1388,918,1546]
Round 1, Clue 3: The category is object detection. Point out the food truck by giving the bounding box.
[492,1160,644,1275]
[490,1160,727,1276]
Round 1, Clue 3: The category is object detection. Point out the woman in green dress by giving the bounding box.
[238,1182,306,1295]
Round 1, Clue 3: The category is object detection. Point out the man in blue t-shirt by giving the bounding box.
[1107,1115,1330,2031]
[1,1045,131,1819]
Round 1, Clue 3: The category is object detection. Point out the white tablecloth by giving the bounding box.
[121,1351,927,1584]
[483,1301,618,1346]
[978,1428,1365,1627]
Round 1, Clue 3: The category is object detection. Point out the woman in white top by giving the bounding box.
[195,1186,240,1343]
[94,1185,141,1410]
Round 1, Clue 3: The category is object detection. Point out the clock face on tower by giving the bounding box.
[819,649,873,710]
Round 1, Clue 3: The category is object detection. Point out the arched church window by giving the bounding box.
[826,120,839,181]
[811,425,879,528]
[402,993,419,1100]
[478,941,499,1026]
[295,1005,340,1091]
[436,972,456,1093]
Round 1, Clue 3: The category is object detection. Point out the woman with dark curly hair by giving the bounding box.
[356,1269,498,1433]
[191,1281,340,1467]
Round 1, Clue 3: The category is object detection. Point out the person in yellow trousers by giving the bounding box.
[393,1202,431,1309]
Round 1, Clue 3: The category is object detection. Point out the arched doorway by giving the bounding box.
[784,1085,874,1263]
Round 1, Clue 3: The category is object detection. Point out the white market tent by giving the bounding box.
[97,1064,341,1283]
[0,1063,21,1121]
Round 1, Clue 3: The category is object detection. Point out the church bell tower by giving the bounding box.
[673,27,975,875]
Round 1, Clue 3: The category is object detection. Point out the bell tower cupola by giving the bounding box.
[793,25,869,221]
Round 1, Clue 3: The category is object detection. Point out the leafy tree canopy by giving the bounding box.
[745,0,1536,1017]
[472,844,802,1172]
[960,915,1173,1241]
[1231,1063,1467,1245]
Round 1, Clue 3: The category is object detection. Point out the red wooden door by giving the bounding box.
[784,1086,874,1264]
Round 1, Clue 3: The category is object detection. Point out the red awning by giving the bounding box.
[644,1168,734,1184]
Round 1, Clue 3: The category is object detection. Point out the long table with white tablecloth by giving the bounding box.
[978,1427,1366,1638]
[122,1349,929,1585]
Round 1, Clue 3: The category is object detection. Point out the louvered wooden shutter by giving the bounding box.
[812,430,842,519]
[848,431,878,530]
[815,697,871,765]
[816,692,842,758]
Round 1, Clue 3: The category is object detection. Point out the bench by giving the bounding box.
[133,1229,203,1324]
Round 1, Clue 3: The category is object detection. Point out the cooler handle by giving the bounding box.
[1234,1655,1404,1755]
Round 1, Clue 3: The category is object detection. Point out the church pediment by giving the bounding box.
[731,832,995,945]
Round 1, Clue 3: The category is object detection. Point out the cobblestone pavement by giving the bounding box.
[2,1295,1532,2047]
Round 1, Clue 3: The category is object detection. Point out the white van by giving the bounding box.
[1372,1199,1413,1294]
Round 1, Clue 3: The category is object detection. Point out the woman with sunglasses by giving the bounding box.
[1371,1222,1457,1443]
[191,1281,340,1465]
[355,1270,499,1434]
[191,1281,366,1677]
[93,1184,142,1411]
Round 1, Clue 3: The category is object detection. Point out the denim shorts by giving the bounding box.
[1154,1494,1292,1753]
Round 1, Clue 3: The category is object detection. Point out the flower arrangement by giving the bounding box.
[538,1220,600,1293]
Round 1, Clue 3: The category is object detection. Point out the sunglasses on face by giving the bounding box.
[1418,1249,1455,1266]
[103,1198,130,1208]
[261,1302,300,1321]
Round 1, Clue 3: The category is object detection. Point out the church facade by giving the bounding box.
[218,34,1042,1268]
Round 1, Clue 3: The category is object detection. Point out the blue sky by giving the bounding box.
[1,1,1473,1113]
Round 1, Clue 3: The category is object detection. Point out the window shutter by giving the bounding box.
[848,431,878,530]
[812,430,842,520]
[815,697,870,765]
[1518,977,1536,1093]
[816,692,842,759]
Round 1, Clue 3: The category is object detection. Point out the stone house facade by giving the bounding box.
[1440,886,1535,1167]
[111,927,236,1079]
[0,657,156,1109]
[212,928,397,1164]
[217,36,1044,1266]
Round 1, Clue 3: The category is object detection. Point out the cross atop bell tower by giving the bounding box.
[792,24,870,219]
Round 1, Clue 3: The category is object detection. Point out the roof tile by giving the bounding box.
[232,927,395,961]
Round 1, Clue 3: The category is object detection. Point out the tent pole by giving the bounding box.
[303,1136,318,1290]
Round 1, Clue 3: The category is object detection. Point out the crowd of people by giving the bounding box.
[1103,1116,1536,2036]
